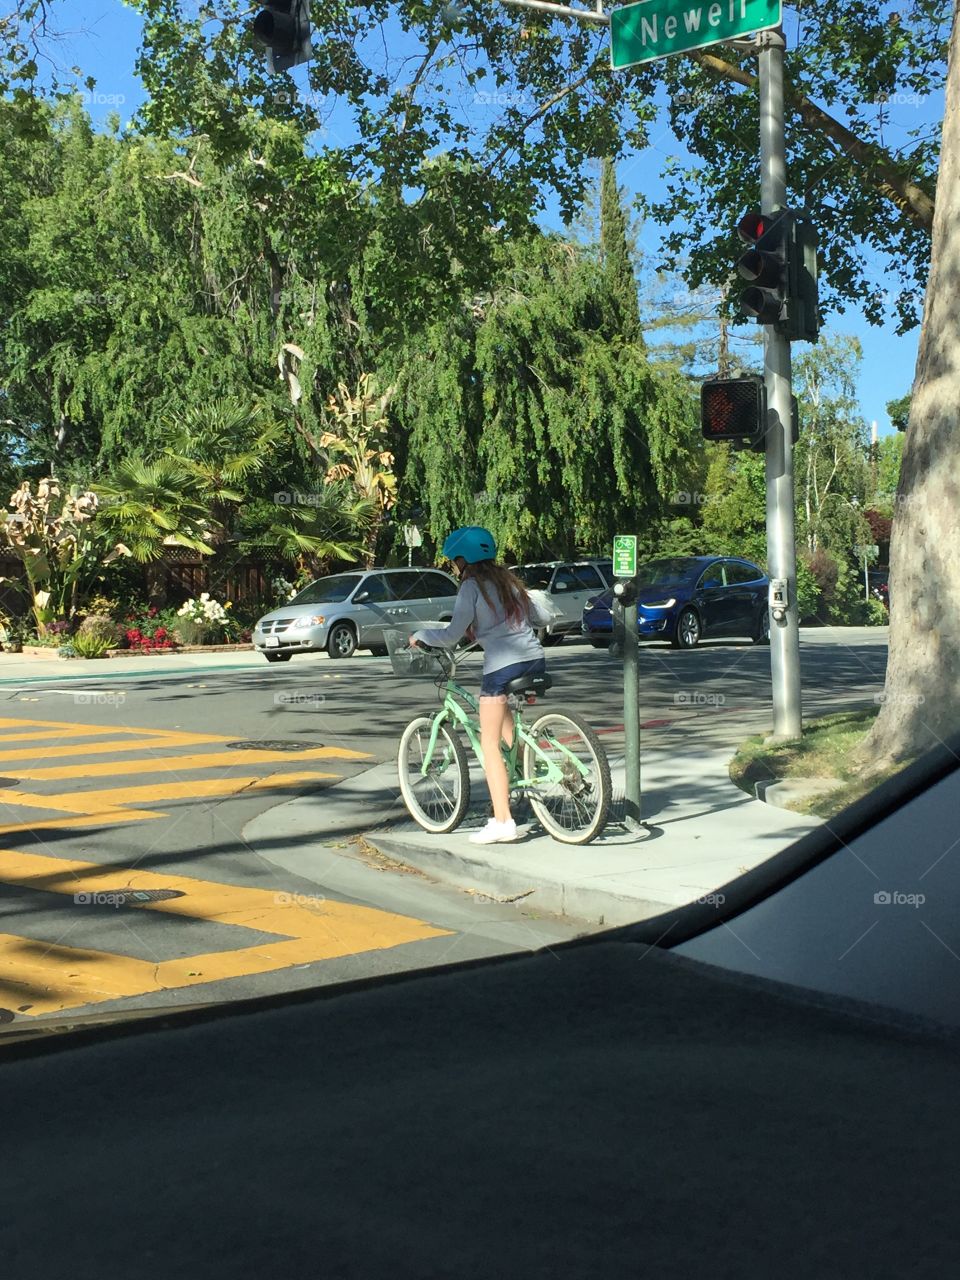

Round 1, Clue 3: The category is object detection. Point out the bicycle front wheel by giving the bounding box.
[398,716,470,834]
[523,711,611,844]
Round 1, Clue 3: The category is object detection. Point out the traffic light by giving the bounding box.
[790,214,820,343]
[736,209,820,343]
[252,0,312,74]
[737,210,792,326]
[700,375,767,447]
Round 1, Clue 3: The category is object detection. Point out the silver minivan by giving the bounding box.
[252,567,460,661]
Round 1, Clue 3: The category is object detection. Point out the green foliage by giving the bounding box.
[886,393,912,433]
[71,630,113,658]
[795,556,819,622]
[77,613,120,647]
[396,233,700,560]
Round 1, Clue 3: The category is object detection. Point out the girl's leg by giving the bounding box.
[478,694,512,823]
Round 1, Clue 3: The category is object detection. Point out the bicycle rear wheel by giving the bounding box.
[398,716,471,834]
[522,710,611,844]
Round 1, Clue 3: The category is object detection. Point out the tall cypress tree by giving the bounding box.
[599,158,643,348]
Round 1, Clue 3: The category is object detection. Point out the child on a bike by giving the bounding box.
[410,526,554,844]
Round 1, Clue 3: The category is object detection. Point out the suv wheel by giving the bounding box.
[672,608,701,649]
[327,622,357,659]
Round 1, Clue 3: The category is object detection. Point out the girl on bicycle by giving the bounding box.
[410,526,554,845]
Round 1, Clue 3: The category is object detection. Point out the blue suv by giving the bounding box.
[581,556,770,649]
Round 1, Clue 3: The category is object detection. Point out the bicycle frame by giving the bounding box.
[417,674,592,792]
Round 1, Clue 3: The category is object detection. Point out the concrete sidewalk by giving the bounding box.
[249,734,821,929]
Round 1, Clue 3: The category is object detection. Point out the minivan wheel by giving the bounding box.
[327,622,357,659]
[672,608,701,649]
[537,628,564,647]
[264,651,292,663]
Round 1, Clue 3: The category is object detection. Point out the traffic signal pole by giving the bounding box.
[758,30,802,740]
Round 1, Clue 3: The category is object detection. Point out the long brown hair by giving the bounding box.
[461,561,533,628]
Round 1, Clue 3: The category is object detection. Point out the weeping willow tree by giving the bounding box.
[393,231,699,560]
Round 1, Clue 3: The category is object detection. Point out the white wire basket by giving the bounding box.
[384,628,451,678]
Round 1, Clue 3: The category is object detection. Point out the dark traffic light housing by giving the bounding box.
[736,209,819,343]
[253,0,312,73]
[700,375,767,447]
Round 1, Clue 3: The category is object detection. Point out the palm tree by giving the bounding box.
[93,458,214,563]
[162,399,285,544]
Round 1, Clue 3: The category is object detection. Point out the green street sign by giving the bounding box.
[613,534,638,577]
[611,0,783,71]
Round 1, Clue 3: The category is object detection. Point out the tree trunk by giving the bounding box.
[860,3,960,765]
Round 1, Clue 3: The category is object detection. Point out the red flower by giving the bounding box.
[154,627,167,639]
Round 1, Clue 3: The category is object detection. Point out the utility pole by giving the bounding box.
[757,29,802,740]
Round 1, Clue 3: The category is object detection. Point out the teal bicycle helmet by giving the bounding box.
[442,526,497,564]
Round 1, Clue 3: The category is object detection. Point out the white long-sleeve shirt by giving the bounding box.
[412,578,552,674]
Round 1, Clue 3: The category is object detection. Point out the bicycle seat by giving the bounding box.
[503,674,552,697]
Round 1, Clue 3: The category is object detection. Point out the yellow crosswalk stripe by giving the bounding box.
[9,745,369,781]
[0,732,234,762]
[0,850,450,1016]
[0,716,215,737]
[0,773,339,818]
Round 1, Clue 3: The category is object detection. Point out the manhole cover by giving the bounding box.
[225,740,312,752]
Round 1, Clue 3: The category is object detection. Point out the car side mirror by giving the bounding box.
[552,581,568,592]
[353,591,370,603]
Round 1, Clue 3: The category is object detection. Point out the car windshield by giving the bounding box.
[289,575,362,606]
[636,559,702,589]
[513,565,556,589]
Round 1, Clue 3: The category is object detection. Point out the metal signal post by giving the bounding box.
[757,28,802,740]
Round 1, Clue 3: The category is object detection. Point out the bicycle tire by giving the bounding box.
[398,716,471,834]
[522,710,611,845]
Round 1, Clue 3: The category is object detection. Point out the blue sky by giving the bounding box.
[46,0,937,436]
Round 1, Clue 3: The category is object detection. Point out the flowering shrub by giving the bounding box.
[175,594,231,645]
[177,593,231,626]
[122,605,178,652]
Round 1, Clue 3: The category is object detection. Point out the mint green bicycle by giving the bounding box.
[389,635,611,845]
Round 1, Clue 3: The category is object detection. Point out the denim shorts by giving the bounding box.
[480,658,547,698]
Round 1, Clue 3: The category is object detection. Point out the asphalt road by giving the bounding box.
[0,628,888,1032]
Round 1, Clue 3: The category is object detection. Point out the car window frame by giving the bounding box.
[353,572,396,604]
[420,571,459,598]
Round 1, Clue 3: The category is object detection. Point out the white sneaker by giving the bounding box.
[468,818,519,845]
